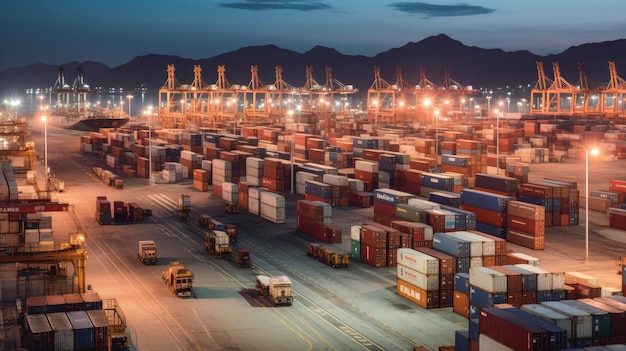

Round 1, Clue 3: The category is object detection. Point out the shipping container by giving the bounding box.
[496,305,568,350]
[433,233,470,257]
[460,188,512,212]
[578,298,626,341]
[469,266,508,293]
[520,304,574,341]
[479,306,549,351]
[397,248,439,275]
[396,278,439,309]
[397,264,439,291]
[541,300,594,340]
[46,312,74,351]
[469,284,508,308]
[560,299,611,339]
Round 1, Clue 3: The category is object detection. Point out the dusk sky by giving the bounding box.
[2,1,625,71]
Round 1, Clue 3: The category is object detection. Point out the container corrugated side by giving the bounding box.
[460,188,512,212]
[447,231,485,257]
[469,267,508,293]
[514,264,553,291]
[67,310,95,350]
[498,305,568,350]
[46,312,74,351]
[397,264,439,291]
[397,248,439,275]
[433,233,469,257]
[478,333,515,351]
[540,300,593,339]
[560,299,610,338]
[479,307,549,351]
[520,304,573,340]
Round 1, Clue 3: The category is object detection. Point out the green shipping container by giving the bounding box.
[351,239,360,260]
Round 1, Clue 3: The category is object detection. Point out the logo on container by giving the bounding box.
[399,284,421,300]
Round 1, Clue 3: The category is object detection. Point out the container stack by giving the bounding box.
[510,264,566,303]
[221,182,238,204]
[295,170,319,196]
[460,188,512,239]
[127,203,144,222]
[415,247,456,307]
[192,169,210,192]
[354,160,378,192]
[245,157,264,186]
[373,188,415,226]
[507,200,546,250]
[396,248,441,309]
[523,301,594,347]
[95,196,111,225]
[262,157,285,192]
[394,168,422,195]
[211,159,232,197]
[473,173,518,197]
[322,174,350,207]
[296,200,340,243]
[359,224,388,268]
[532,179,580,227]
[181,131,203,153]
[180,150,203,179]
[247,187,262,215]
[440,154,473,188]
[260,191,286,224]
[389,220,434,249]
[113,201,128,223]
[219,151,242,184]
[419,172,455,198]
[378,154,395,188]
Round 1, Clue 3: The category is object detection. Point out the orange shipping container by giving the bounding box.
[396,278,439,309]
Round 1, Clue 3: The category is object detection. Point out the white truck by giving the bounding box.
[138,240,157,265]
[256,275,293,306]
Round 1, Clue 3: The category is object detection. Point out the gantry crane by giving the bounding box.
[602,61,626,117]
[367,66,396,127]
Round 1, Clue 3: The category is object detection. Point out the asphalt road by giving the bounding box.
[6,121,625,351]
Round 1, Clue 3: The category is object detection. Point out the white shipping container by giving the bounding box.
[508,252,540,266]
[540,301,593,339]
[246,167,263,178]
[25,229,39,243]
[212,167,232,177]
[246,176,262,186]
[47,312,75,351]
[456,231,495,256]
[295,183,306,195]
[446,232,483,257]
[514,264,553,291]
[350,225,361,242]
[296,171,319,184]
[212,159,231,170]
[322,174,350,187]
[347,178,365,192]
[397,248,439,275]
[564,271,599,286]
[355,160,378,173]
[470,256,483,268]
[201,160,212,171]
[550,271,565,290]
[260,203,286,224]
[260,192,285,207]
[407,198,441,211]
[222,182,239,193]
[469,267,508,293]
[222,191,238,203]
[397,265,439,291]
[248,187,262,200]
[248,197,260,215]
[246,157,264,169]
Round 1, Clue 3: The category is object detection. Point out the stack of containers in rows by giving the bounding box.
[583,297,626,344]
[352,137,379,158]
[560,299,612,346]
[475,306,553,351]
[359,224,388,268]
[219,151,242,184]
[508,264,566,303]
[419,172,455,198]
[396,248,441,309]
[181,131,203,154]
[378,154,395,189]
[221,182,238,205]
[415,247,456,307]
[530,179,579,227]
[354,160,378,192]
[504,162,530,185]
[606,179,626,230]
[305,180,332,205]
[245,157,264,186]
[507,200,546,250]
[455,139,484,180]
[180,150,203,179]
[440,154,473,188]
[467,267,509,344]
[95,196,111,225]
[262,157,285,192]
[460,188,512,239]
[564,271,603,299]
[247,187,262,215]
[259,191,285,224]
[322,173,350,207]
[162,162,183,183]
[394,167,422,195]
[211,159,232,198]
[521,301,593,348]
[389,220,434,249]
[493,304,568,350]
[295,169,319,196]
[372,188,415,226]
[296,200,341,243]
[192,168,210,192]
[413,138,435,158]
[425,205,476,234]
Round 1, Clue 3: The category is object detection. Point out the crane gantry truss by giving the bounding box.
[157,64,357,129]
[530,61,626,119]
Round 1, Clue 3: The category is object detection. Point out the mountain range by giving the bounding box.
[2,34,626,100]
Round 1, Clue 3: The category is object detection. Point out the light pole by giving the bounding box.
[496,108,500,175]
[424,99,431,125]
[126,94,133,117]
[148,106,153,185]
[585,147,599,263]
[486,96,492,118]
[434,109,440,167]
[41,115,48,192]
[372,99,379,128]
[288,110,295,194]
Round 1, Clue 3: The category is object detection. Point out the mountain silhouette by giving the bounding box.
[2,34,626,100]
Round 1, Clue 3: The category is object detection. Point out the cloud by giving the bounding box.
[389,2,494,17]
[218,0,332,11]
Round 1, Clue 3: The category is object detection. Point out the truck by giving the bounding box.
[138,240,157,265]
[162,261,193,297]
[306,243,349,268]
[204,216,238,243]
[256,275,293,306]
[205,231,232,258]
[235,248,251,268]
[178,194,191,221]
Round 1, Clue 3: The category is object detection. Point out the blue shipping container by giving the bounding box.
[67,310,96,350]
[433,233,470,257]
[454,330,470,351]
[460,189,512,212]
[502,265,538,292]
[475,221,506,239]
[454,273,470,295]
[469,285,508,308]
[429,191,461,208]
[305,180,332,198]
[421,172,455,191]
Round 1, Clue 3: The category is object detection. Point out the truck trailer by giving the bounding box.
[256,275,293,306]
[205,231,232,258]
[162,261,193,297]
[138,240,157,265]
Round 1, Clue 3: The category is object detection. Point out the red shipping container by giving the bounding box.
[386,247,398,267]
[360,242,387,268]
[360,225,387,247]
[507,215,545,236]
[506,229,545,250]
[609,211,626,230]
[460,204,506,227]
[348,191,372,207]
[373,201,397,218]
[488,266,523,293]
[212,184,223,198]
[305,193,331,205]
[297,200,326,221]
[323,225,342,243]
[521,291,537,305]
[297,215,326,239]
[479,307,549,351]
[507,292,523,308]
[373,213,396,227]
[439,289,454,308]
